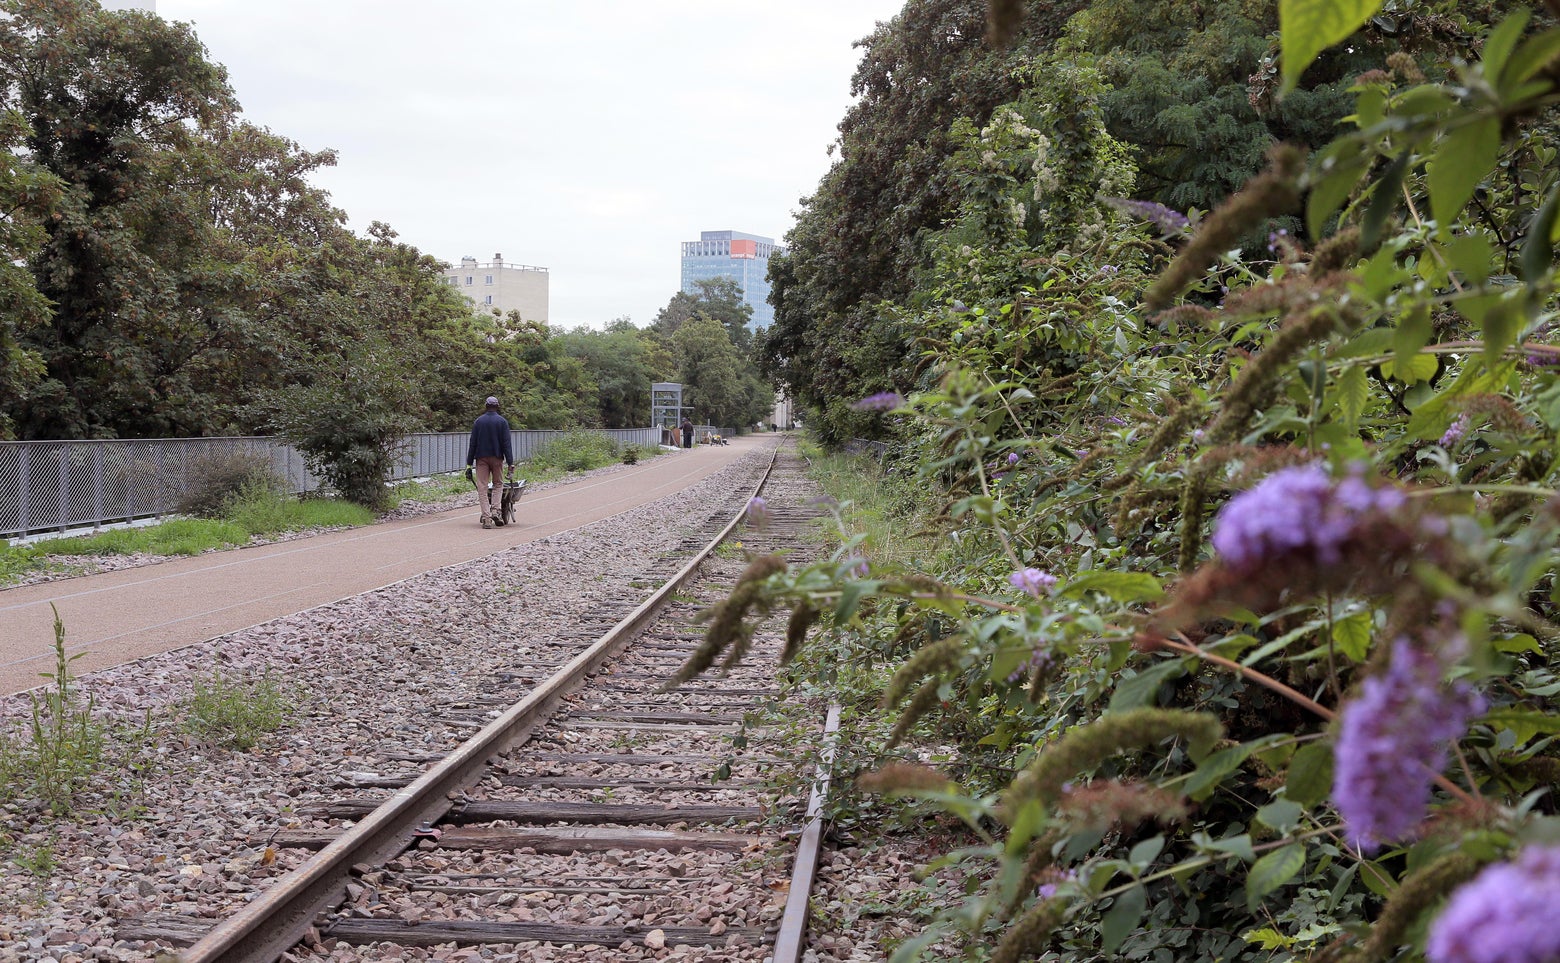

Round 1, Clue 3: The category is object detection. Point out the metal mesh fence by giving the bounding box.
[0,428,660,539]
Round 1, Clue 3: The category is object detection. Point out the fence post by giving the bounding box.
[18,446,30,538]
[92,445,104,531]
[57,443,70,533]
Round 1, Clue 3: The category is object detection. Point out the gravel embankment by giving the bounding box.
[0,449,944,962]
[0,455,773,961]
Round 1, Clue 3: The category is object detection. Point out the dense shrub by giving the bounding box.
[175,451,283,518]
[528,431,620,473]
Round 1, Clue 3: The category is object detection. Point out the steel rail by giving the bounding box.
[771,702,842,963]
[178,445,782,963]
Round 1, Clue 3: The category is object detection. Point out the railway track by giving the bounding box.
[124,439,836,962]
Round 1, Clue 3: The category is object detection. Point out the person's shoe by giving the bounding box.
[493,516,506,527]
[481,517,494,529]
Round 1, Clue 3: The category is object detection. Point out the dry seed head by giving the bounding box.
[857,762,955,794]
[887,679,941,749]
[780,603,819,665]
[991,898,1067,963]
[1346,852,1483,963]
[1003,709,1224,814]
[884,635,965,708]
[1145,143,1305,311]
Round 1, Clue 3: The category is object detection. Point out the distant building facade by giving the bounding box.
[100,1,156,10]
[680,230,780,330]
[442,253,549,322]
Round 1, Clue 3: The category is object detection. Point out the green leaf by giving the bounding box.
[1281,0,1387,94]
[1483,10,1533,89]
[1393,303,1432,374]
[1247,842,1307,910]
[1337,365,1370,426]
[1331,612,1372,662]
[1333,326,1395,359]
[1380,351,1439,384]
[1492,633,1542,656]
[1520,183,1560,285]
[1360,151,1409,250]
[1501,25,1560,89]
[1307,149,1369,240]
[1286,742,1334,806]
[1479,708,1560,744]
[1481,296,1521,367]
[1060,570,1164,604]
[1109,658,1188,712]
[1101,883,1147,954]
[1427,116,1501,236]
[1128,835,1166,869]
[1186,743,1255,800]
[1441,232,1495,286]
[1257,799,1305,833]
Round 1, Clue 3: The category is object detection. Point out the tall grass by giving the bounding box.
[526,430,623,475]
[0,487,374,585]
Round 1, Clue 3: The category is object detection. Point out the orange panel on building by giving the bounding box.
[730,239,757,259]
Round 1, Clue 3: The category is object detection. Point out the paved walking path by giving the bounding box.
[0,436,778,698]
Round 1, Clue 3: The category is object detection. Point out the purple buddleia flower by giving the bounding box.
[1211,465,1405,568]
[1332,640,1484,852]
[1006,647,1055,683]
[1440,414,1470,448]
[1010,567,1057,597]
[851,391,903,411]
[745,496,769,529]
[1426,845,1560,963]
[1102,197,1191,236]
[1007,452,1020,466]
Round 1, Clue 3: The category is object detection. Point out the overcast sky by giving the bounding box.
[148,1,906,330]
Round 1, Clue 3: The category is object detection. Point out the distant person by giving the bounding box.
[680,416,694,449]
[465,395,514,529]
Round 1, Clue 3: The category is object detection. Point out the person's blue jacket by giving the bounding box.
[467,410,514,465]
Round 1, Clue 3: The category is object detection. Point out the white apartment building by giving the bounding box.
[443,253,550,323]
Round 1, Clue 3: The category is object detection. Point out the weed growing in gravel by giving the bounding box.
[6,835,57,877]
[180,671,290,751]
[0,607,108,814]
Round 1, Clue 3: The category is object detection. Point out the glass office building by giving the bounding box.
[679,230,780,330]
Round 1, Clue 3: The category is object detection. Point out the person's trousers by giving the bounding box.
[474,457,505,520]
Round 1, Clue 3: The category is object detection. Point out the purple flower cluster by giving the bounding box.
[1426,845,1560,963]
[746,496,769,529]
[1010,567,1057,597]
[1332,640,1484,851]
[1102,197,1191,235]
[1211,465,1406,568]
[851,391,903,412]
[1440,414,1469,448]
[1006,647,1055,683]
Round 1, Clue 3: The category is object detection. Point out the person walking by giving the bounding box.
[680,415,694,449]
[466,395,514,529]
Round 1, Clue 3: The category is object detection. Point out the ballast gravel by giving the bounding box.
[0,449,942,962]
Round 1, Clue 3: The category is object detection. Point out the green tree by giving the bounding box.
[1,0,239,438]
[761,0,1086,445]
[0,108,60,438]
[553,321,661,428]
[651,278,755,352]
[671,315,768,430]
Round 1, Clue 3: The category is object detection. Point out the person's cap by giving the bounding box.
[485,396,499,407]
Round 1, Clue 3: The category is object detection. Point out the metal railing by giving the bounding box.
[0,428,660,540]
